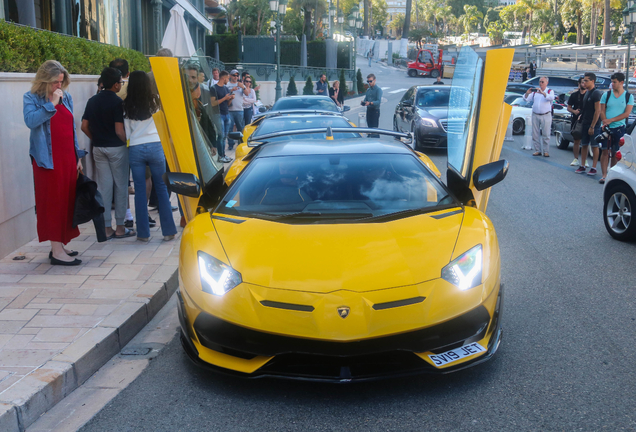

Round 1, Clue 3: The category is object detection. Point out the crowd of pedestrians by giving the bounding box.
[524,71,633,184]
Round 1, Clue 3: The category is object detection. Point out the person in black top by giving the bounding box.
[329,80,344,107]
[432,76,445,85]
[575,72,603,176]
[81,67,134,239]
[566,78,587,166]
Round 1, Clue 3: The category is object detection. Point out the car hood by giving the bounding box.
[417,107,447,119]
[213,211,463,293]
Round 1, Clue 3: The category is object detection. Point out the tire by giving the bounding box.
[512,118,525,135]
[556,132,570,150]
[393,116,399,132]
[411,123,419,149]
[430,69,440,78]
[408,69,418,77]
[604,183,636,241]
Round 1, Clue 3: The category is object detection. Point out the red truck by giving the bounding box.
[407,49,444,78]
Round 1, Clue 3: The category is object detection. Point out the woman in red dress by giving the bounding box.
[23,61,85,266]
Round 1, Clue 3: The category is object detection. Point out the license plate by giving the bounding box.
[428,342,486,367]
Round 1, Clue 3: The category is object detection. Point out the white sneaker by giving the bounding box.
[585,161,590,168]
[570,158,579,166]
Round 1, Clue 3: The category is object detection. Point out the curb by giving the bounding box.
[0,270,179,432]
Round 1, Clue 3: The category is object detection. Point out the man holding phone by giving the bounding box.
[363,74,382,138]
[524,76,555,157]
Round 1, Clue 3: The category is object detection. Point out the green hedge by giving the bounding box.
[206,34,239,63]
[307,40,326,67]
[280,41,301,66]
[0,20,149,74]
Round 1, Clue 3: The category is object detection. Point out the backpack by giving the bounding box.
[605,89,631,107]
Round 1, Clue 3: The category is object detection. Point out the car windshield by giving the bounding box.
[271,97,340,112]
[215,153,456,223]
[416,88,451,107]
[251,116,358,142]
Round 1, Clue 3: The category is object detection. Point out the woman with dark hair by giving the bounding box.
[23,60,86,266]
[123,71,177,242]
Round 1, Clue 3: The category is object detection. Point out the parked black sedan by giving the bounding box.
[393,85,450,149]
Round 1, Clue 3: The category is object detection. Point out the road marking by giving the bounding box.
[389,88,408,94]
[381,87,390,90]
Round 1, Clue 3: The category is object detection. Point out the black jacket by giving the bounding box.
[74,173,107,242]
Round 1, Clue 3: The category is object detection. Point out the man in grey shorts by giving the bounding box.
[575,72,603,176]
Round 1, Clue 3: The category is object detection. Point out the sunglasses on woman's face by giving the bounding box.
[245,81,252,84]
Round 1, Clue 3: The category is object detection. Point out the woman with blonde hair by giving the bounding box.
[23,60,86,266]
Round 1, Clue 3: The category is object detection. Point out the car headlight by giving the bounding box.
[198,251,242,296]
[441,245,482,291]
[420,118,438,128]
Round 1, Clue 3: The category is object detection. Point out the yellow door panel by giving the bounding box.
[470,49,514,209]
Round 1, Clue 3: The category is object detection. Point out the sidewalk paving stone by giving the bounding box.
[0,199,183,431]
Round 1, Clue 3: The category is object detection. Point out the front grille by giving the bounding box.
[439,119,448,132]
[193,306,491,358]
[446,118,467,135]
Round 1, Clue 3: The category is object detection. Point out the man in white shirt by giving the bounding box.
[523,76,555,157]
[226,69,245,150]
[208,68,220,88]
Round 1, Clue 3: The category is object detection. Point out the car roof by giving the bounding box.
[253,139,414,158]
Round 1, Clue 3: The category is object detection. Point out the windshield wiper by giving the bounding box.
[360,204,460,222]
[251,211,372,221]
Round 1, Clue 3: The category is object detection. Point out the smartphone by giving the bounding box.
[531,88,538,92]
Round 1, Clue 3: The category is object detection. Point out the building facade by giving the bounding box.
[386,0,405,38]
[0,0,212,54]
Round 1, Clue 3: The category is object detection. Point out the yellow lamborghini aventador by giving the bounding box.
[151,46,513,381]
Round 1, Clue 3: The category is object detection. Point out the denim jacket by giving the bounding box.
[23,90,87,169]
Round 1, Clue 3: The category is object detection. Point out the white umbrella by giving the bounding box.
[161,5,196,57]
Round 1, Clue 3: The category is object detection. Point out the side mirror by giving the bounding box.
[228,131,243,141]
[473,160,509,191]
[402,100,413,107]
[259,106,268,113]
[342,105,351,112]
[162,172,201,198]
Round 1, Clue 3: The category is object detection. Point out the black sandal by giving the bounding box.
[50,257,82,266]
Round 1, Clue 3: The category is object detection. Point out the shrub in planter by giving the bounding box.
[287,76,298,96]
[0,20,149,74]
[338,68,348,98]
[356,69,365,94]
[303,76,314,95]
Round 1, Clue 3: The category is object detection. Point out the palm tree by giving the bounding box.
[602,0,610,44]
[460,4,483,34]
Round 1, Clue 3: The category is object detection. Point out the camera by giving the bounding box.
[360,101,366,106]
[530,88,538,93]
[595,125,610,144]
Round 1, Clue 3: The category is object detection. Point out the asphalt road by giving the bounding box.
[78,62,636,431]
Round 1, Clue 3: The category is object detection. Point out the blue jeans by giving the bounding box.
[218,114,230,157]
[128,142,177,239]
[368,56,372,67]
[243,107,253,126]
[228,111,245,149]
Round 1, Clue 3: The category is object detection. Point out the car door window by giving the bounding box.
[448,47,483,179]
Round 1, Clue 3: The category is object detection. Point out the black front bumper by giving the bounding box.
[415,129,447,149]
[177,285,503,382]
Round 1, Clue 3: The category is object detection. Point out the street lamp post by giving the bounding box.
[623,0,636,90]
[270,0,287,101]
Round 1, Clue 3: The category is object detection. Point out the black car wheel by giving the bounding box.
[556,132,570,150]
[430,69,440,78]
[512,118,525,135]
[411,123,419,148]
[393,116,399,132]
[408,69,418,77]
[604,183,636,241]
